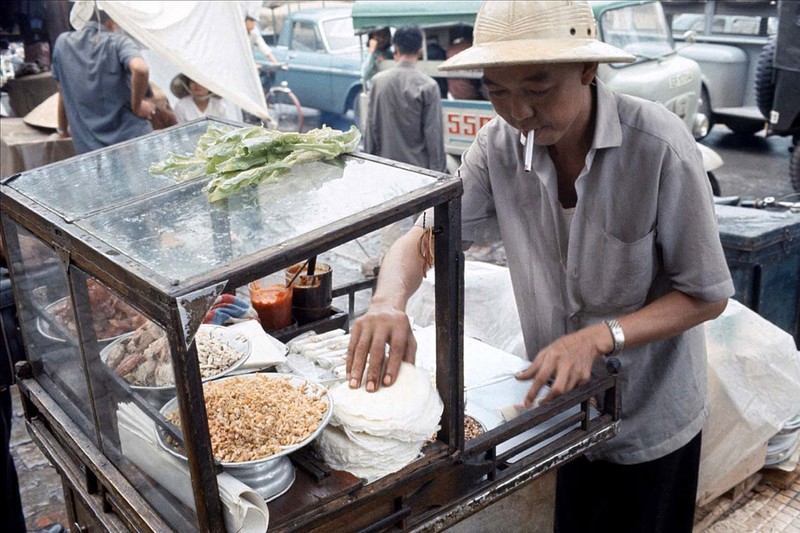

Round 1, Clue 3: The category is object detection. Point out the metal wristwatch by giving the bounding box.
[604,319,625,355]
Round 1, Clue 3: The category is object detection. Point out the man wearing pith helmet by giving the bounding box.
[346,2,734,531]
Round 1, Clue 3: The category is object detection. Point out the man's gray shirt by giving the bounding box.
[457,81,735,464]
[52,22,151,154]
[366,61,446,173]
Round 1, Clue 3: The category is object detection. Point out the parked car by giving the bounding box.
[254,7,364,117]
[662,0,778,137]
[753,0,800,191]
[351,0,724,192]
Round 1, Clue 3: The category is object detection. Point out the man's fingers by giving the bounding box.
[404,334,417,364]
[365,335,388,392]
[346,321,361,379]
[348,323,373,388]
[384,333,406,387]
[543,371,569,404]
[515,360,538,380]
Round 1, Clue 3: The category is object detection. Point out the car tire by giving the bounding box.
[708,171,721,196]
[755,36,777,120]
[791,140,800,193]
[728,121,764,136]
[696,84,713,140]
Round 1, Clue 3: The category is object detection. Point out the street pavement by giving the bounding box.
[10,386,68,531]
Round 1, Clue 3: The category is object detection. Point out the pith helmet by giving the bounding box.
[439,0,635,71]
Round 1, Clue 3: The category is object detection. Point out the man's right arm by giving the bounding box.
[346,225,429,392]
[128,57,154,119]
[252,30,278,64]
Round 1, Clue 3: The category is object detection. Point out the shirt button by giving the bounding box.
[570,314,580,324]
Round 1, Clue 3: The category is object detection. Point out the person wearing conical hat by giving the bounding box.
[347,2,734,531]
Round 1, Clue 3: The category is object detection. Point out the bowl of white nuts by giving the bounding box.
[100,323,251,407]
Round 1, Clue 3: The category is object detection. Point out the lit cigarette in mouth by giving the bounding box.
[524,130,534,172]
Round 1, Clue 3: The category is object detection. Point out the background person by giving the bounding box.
[171,74,242,124]
[347,2,734,532]
[246,15,277,65]
[51,9,153,153]
[445,24,482,100]
[361,26,393,89]
[425,34,448,99]
[365,25,445,173]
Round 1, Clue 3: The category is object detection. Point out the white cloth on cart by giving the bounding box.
[117,402,269,533]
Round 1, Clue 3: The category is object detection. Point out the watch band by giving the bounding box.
[604,319,625,355]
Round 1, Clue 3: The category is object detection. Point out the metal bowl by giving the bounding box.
[37,297,145,345]
[100,325,252,408]
[156,373,333,500]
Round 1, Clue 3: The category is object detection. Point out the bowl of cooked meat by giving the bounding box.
[101,322,251,407]
[37,280,149,345]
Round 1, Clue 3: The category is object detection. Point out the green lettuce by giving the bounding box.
[149,124,361,202]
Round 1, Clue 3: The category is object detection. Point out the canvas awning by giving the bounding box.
[70,1,269,119]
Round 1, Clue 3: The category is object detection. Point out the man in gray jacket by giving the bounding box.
[365,25,445,173]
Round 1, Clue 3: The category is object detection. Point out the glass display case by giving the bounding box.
[1,119,620,532]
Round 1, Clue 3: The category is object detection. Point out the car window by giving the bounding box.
[291,21,323,52]
[322,17,361,52]
[600,2,673,66]
[670,13,777,37]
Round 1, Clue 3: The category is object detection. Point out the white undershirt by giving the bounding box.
[555,203,575,264]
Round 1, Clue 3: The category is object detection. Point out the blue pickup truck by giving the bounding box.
[256,7,364,118]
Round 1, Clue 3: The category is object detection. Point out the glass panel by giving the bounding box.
[5,122,210,221]
[1,218,97,444]
[74,268,197,530]
[79,156,438,282]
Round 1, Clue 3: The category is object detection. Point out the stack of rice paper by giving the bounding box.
[317,362,443,481]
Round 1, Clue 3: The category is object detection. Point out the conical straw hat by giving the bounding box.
[23,92,59,130]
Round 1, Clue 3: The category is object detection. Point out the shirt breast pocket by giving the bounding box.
[577,223,657,312]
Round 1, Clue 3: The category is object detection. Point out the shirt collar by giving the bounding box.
[592,79,622,149]
[516,78,622,150]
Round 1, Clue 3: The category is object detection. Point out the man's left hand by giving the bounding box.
[515,323,609,407]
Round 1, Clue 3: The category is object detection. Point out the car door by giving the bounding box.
[276,20,333,112]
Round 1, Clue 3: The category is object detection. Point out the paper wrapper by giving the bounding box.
[117,403,269,532]
[227,319,287,372]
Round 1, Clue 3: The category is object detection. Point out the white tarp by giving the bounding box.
[407,261,526,358]
[70,1,269,120]
[698,298,800,504]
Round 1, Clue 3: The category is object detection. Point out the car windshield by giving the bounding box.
[323,17,361,51]
[600,2,674,67]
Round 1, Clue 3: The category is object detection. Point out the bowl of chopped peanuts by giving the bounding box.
[157,373,333,500]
